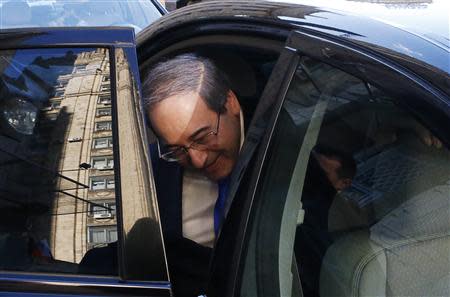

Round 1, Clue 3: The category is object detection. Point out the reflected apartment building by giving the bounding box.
[0,46,153,273]
[45,48,118,264]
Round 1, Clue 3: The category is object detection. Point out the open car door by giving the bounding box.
[0,28,170,297]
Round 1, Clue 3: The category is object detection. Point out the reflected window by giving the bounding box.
[51,100,61,109]
[46,113,59,121]
[98,95,111,105]
[100,84,111,92]
[90,201,116,218]
[90,176,115,190]
[96,107,111,116]
[74,64,87,73]
[88,226,117,245]
[95,121,112,131]
[93,137,113,149]
[92,156,114,169]
[57,78,69,88]
[54,89,65,97]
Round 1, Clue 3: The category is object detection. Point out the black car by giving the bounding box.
[0,1,449,296]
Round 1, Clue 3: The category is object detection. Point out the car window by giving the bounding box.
[239,56,449,297]
[0,47,119,275]
[0,0,162,33]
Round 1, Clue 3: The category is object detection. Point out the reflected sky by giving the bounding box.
[0,0,161,33]
[275,0,449,42]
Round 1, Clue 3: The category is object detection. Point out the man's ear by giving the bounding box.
[225,90,241,116]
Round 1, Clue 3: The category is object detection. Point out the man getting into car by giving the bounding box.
[142,53,244,296]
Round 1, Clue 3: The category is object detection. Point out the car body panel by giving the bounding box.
[277,0,449,49]
[138,0,449,95]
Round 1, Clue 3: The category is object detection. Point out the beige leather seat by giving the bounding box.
[320,184,450,297]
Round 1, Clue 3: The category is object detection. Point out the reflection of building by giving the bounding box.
[0,45,154,273]
[46,49,118,263]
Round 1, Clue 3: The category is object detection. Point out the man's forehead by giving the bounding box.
[149,92,213,143]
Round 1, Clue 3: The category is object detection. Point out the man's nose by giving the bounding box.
[187,149,208,168]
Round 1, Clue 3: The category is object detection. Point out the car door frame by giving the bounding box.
[209,28,450,297]
[0,27,170,297]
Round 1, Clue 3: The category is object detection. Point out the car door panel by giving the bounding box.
[0,28,170,297]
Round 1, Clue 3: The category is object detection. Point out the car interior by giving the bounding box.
[236,53,449,297]
[281,57,450,297]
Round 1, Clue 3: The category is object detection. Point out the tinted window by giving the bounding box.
[0,0,162,32]
[240,57,449,297]
[0,48,119,275]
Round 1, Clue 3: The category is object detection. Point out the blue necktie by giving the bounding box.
[214,176,230,236]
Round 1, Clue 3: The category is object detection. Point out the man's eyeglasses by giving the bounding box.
[157,113,221,162]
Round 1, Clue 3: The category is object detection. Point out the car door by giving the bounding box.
[0,28,170,297]
[210,29,450,297]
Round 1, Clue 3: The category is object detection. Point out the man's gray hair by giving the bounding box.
[142,53,231,113]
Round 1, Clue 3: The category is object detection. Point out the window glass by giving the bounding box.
[108,228,118,242]
[95,121,112,131]
[90,176,115,190]
[93,137,113,149]
[54,89,65,97]
[98,95,111,105]
[92,156,114,169]
[96,107,111,116]
[107,179,115,189]
[0,1,161,33]
[57,78,69,88]
[51,100,61,109]
[0,48,119,275]
[88,225,117,247]
[90,201,116,217]
[100,84,111,93]
[240,56,449,297]
[74,64,87,73]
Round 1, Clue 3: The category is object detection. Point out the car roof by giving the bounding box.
[266,0,449,75]
[139,0,449,76]
[275,0,449,49]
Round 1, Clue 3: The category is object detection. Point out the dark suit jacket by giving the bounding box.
[79,147,212,297]
[79,107,252,296]
[150,144,213,297]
